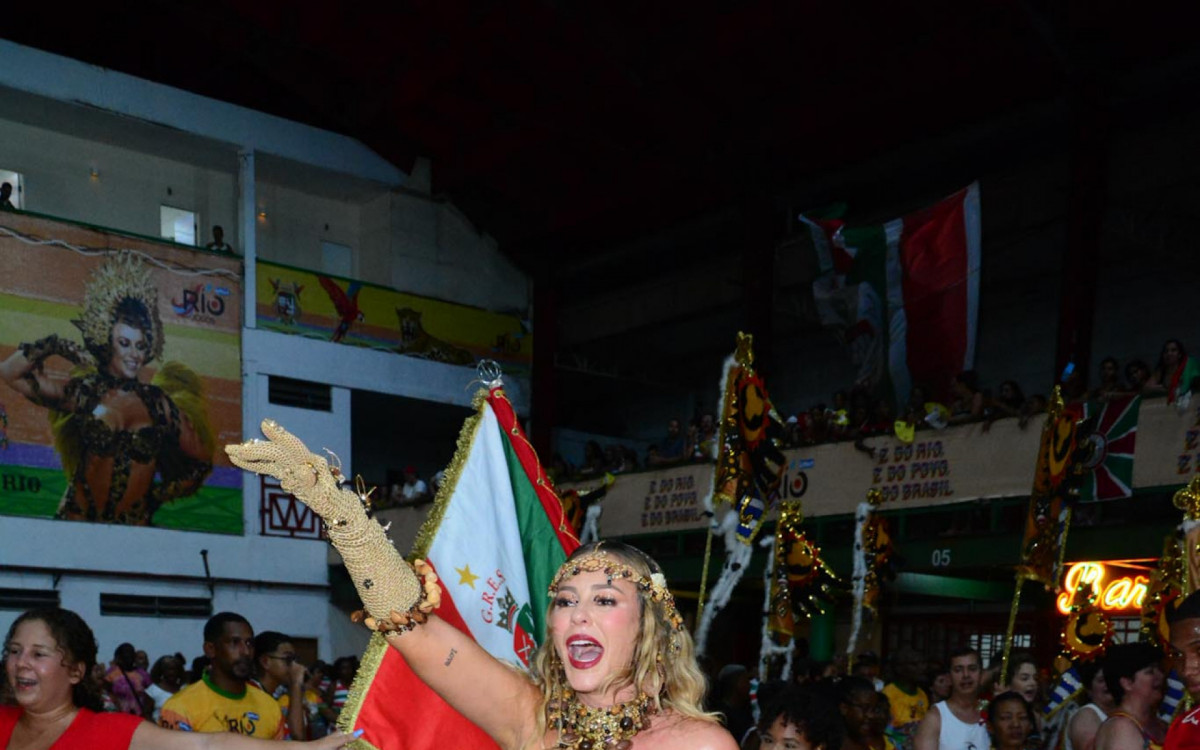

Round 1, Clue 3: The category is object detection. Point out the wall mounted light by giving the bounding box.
[257,210,268,221]
[89,168,100,181]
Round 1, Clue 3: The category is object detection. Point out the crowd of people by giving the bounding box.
[780,337,1195,451]
[11,529,1200,750]
[549,337,1196,482]
[704,624,1195,750]
[2,608,362,746]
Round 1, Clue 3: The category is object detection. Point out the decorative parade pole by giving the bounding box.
[846,488,893,661]
[1003,387,1080,685]
[695,333,834,656]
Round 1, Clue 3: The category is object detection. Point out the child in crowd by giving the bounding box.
[752,684,844,750]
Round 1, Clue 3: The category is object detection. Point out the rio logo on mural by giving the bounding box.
[172,283,230,324]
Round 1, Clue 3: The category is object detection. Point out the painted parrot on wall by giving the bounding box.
[318,275,364,342]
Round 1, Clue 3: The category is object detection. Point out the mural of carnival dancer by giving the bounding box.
[0,251,214,525]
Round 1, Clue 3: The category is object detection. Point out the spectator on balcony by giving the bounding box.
[1017,392,1048,430]
[580,440,607,477]
[0,182,15,210]
[621,445,641,472]
[983,380,1025,432]
[784,414,803,448]
[805,405,828,444]
[603,444,623,473]
[828,391,851,438]
[1062,367,1088,403]
[1125,359,1152,394]
[851,403,891,456]
[205,225,234,253]
[648,418,686,466]
[694,412,718,459]
[391,466,428,506]
[1148,338,1198,406]
[991,380,1025,418]
[1092,357,1124,401]
[548,453,573,484]
[948,371,984,424]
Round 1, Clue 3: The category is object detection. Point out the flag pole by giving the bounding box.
[695,520,715,627]
[695,346,740,634]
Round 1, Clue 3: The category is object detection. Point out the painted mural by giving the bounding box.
[0,213,243,533]
[257,260,532,370]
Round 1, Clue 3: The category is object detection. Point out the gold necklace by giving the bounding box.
[548,689,656,750]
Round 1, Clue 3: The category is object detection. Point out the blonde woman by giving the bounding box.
[227,422,736,750]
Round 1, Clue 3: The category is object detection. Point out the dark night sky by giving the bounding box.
[4,2,1197,271]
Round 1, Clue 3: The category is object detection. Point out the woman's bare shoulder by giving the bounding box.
[644,713,738,750]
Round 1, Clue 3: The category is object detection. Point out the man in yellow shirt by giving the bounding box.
[161,612,285,738]
[882,647,930,742]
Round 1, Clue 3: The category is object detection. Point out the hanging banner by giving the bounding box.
[772,417,1042,518]
[0,213,243,533]
[559,398,1197,535]
[556,464,713,538]
[255,259,532,371]
[1132,399,1200,488]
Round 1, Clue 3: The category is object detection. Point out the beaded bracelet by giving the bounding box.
[351,559,442,635]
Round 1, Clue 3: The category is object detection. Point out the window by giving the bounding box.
[321,240,353,276]
[0,169,24,210]
[99,593,211,618]
[1111,616,1141,644]
[268,375,332,411]
[160,205,198,245]
[0,588,59,610]
[969,631,1032,658]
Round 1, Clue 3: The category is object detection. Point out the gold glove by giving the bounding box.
[226,419,439,633]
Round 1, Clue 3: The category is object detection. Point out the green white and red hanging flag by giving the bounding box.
[802,183,981,407]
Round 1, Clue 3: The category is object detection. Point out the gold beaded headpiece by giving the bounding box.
[549,549,686,652]
[74,251,164,365]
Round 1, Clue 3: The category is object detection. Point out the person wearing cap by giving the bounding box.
[391,465,428,505]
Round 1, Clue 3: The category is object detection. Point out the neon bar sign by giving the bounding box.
[1056,562,1148,615]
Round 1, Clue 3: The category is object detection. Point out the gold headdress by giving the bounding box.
[74,251,164,365]
[548,548,686,652]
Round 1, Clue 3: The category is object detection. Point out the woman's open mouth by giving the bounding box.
[566,635,604,670]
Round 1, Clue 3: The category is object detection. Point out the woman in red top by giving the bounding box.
[2,608,357,750]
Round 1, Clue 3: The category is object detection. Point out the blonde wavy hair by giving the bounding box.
[527,541,716,747]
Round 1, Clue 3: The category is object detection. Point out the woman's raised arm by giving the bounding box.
[0,334,89,407]
[225,420,541,750]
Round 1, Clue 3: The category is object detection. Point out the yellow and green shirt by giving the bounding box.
[882,682,929,736]
[160,672,285,739]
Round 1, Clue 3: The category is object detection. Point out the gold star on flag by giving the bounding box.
[456,564,480,589]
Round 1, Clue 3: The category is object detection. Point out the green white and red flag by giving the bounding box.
[1078,395,1141,502]
[804,183,981,406]
[341,384,579,750]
